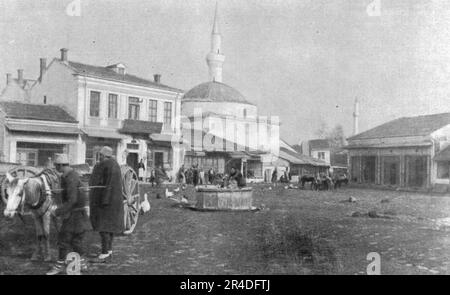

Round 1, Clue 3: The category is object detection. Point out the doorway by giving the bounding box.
[154,152,164,169]
[126,153,139,174]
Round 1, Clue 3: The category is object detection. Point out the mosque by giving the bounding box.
[180,3,281,182]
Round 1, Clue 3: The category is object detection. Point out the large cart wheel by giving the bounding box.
[121,165,140,235]
[1,166,41,204]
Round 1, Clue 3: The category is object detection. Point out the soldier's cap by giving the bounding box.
[54,153,70,165]
[99,146,113,157]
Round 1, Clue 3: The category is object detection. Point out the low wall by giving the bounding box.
[195,187,253,210]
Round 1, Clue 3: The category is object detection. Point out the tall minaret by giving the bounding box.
[206,2,225,82]
[353,97,360,135]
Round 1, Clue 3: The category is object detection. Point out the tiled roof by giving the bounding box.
[349,112,450,140]
[309,139,330,150]
[0,101,77,123]
[183,81,254,105]
[279,147,329,167]
[5,122,80,135]
[66,61,183,93]
[435,145,450,161]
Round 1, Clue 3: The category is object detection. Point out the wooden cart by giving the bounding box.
[0,165,141,235]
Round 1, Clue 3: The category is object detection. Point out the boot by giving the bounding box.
[90,251,112,263]
[46,260,66,275]
[80,258,88,272]
[42,239,52,262]
[30,241,42,261]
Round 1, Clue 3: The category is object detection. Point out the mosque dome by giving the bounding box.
[182,81,254,105]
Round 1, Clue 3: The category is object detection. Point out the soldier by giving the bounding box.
[46,154,91,275]
[89,146,124,262]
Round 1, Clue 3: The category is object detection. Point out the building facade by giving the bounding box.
[0,101,80,168]
[3,48,184,179]
[346,113,450,191]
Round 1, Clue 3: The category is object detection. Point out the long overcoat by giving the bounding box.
[55,168,92,233]
[89,158,124,234]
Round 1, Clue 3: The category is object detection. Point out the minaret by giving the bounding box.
[353,97,359,135]
[206,2,225,82]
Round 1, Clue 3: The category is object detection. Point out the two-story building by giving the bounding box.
[27,48,183,178]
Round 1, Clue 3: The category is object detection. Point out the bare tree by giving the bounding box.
[327,124,346,148]
[314,121,329,139]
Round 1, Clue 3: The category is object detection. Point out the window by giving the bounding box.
[243,108,247,118]
[362,156,376,184]
[406,156,427,187]
[108,93,118,119]
[318,152,325,160]
[128,97,140,120]
[382,156,400,185]
[90,91,100,117]
[16,149,38,166]
[149,99,158,122]
[16,142,64,167]
[85,139,117,167]
[164,102,172,126]
[43,96,47,104]
[437,161,450,179]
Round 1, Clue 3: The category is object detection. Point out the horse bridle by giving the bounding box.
[5,178,46,216]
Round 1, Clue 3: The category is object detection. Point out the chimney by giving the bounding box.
[17,69,24,85]
[60,48,68,62]
[6,73,12,85]
[153,74,161,84]
[39,58,47,81]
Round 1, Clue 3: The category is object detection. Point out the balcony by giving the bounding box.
[119,119,163,136]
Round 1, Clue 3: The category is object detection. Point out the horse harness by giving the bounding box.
[18,175,54,218]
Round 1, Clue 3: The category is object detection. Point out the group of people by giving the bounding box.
[137,159,169,186]
[271,167,292,184]
[46,146,124,275]
[177,164,247,189]
[177,164,217,186]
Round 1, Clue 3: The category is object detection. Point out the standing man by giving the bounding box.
[230,167,246,188]
[46,154,92,275]
[208,167,215,184]
[89,146,124,262]
[191,164,198,186]
[138,159,145,182]
[178,164,186,184]
[271,167,278,186]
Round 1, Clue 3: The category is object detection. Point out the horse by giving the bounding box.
[299,175,317,189]
[333,176,349,189]
[2,169,60,261]
[315,175,334,191]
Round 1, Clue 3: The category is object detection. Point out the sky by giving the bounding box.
[1,0,450,145]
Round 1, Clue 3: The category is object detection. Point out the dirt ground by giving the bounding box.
[1,184,450,275]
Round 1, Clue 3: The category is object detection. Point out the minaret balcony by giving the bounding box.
[206,52,225,63]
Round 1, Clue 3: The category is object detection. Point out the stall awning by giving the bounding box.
[345,141,432,149]
[434,146,450,161]
[185,151,206,157]
[228,151,262,160]
[82,127,127,139]
[6,122,81,135]
[279,147,330,167]
[119,119,162,135]
[148,133,182,148]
